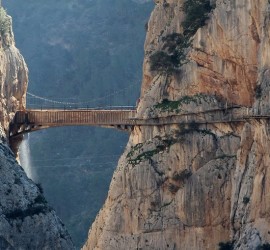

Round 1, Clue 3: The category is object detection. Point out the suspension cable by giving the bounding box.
[26,82,140,106]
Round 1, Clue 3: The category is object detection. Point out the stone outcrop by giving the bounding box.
[84,0,270,249]
[0,7,28,134]
[0,8,74,249]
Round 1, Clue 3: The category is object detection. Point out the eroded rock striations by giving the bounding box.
[84,0,270,249]
[0,7,27,133]
[0,8,74,249]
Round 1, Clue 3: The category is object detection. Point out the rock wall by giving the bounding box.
[0,8,74,249]
[84,0,270,249]
[0,7,28,133]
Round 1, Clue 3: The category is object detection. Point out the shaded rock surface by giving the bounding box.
[0,8,74,249]
[84,0,270,249]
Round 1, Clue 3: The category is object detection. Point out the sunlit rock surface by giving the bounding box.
[0,8,74,249]
[0,8,27,133]
[84,0,270,249]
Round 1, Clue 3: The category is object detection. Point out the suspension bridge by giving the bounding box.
[8,85,270,138]
[9,83,138,137]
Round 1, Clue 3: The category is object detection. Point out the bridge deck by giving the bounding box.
[9,107,270,137]
[14,109,137,126]
[9,109,137,137]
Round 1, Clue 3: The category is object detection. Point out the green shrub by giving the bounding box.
[127,143,143,158]
[5,205,51,221]
[182,0,215,37]
[150,51,178,72]
[0,7,11,35]
[127,136,178,166]
[153,94,210,113]
[149,33,190,72]
[154,98,182,112]
[149,0,215,73]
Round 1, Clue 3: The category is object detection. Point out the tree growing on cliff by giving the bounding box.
[149,33,190,72]
[149,0,215,73]
[182,0,215,36]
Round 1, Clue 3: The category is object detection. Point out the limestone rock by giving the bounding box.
[84,0,270,249]
[0,129,73,249]
[0,8,28,134]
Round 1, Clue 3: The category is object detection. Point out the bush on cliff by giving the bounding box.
[0,7,11,35]
[149,0,215,73]
[150,33,190,72]
[182,0,215,37]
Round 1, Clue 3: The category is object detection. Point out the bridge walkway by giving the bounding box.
[9,107,270,137]
[9,109,137,137]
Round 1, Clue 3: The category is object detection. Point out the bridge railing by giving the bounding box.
[13,109,137,126]
[26,104,136,111]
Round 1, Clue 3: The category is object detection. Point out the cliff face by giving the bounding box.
[84,0,270,249]
[0,8,73,249]
[0,8,28,133]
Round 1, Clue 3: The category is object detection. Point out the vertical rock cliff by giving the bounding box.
[0,7,27,133]
[84,0,270,249]
[0,8,74,249]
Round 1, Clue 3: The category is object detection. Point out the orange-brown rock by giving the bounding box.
[84,0,270,249]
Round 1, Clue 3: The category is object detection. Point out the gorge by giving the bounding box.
[3,0,153,248]
[1,0,270,250]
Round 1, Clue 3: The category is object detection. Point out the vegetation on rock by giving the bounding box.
[152,94,213,113]
[182,0,215,37]
[127,136,176,166]
[5,203,52,221]
[149,33,190,72]
[0,7,10,36]
[149,0,215,73]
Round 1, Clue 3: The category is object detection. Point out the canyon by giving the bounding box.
[1,0,270,249]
